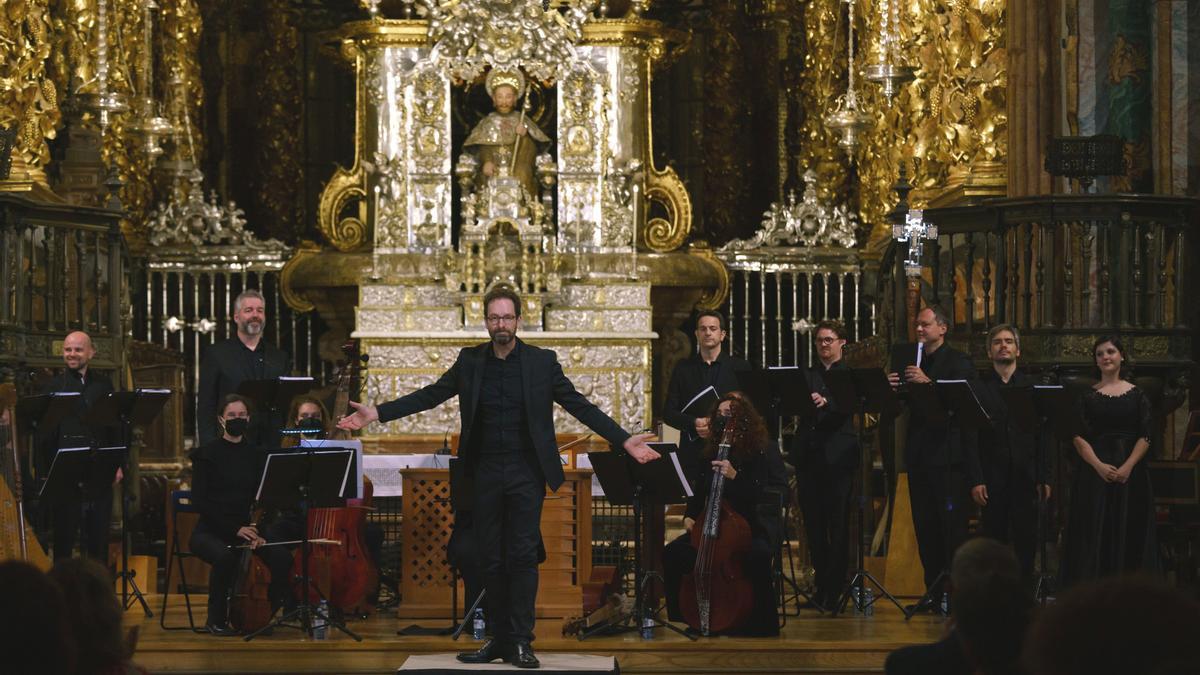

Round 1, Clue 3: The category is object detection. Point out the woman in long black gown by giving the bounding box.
[1061,336,1158,586]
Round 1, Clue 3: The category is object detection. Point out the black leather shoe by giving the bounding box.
[205,622,238,637]
[456,638,511,664]
[511,641,540,669]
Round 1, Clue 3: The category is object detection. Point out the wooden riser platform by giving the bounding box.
[131,598,946,674]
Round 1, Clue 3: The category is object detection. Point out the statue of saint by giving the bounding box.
[462,68,550,198]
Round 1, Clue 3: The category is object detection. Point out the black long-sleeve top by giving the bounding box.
[902,342,982,484]
[190,437,265,541]
[975,368,1055,487]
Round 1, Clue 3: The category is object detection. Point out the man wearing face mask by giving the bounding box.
[189,394,297,635]
[197,290,289,447]
[36,331,120,561]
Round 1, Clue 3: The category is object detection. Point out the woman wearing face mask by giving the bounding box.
[188,394,297,635]
[282,396,329,448]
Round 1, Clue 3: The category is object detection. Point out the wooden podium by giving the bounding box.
[398,466,592,619]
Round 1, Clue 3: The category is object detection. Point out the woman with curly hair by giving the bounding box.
[662,391,785,636]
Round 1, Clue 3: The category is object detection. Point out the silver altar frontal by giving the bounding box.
[317,3,691,447]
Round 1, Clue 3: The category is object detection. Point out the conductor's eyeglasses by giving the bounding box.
[486,314,518,325]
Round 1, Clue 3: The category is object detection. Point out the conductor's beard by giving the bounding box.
[489,327,515,346]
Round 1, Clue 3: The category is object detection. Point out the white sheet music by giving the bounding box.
[360,454,444,497]
[669,452,695,498]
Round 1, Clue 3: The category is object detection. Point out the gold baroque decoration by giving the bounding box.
[318,164,369,251]
[642,57,691,252]
[856,0,1006,249]
[254,0,304,241]
[0,1,60,189]
[687,241,731,310]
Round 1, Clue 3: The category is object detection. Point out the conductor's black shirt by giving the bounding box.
[478,342,532,455]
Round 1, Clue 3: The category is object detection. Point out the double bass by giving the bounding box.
[290,342,379,617]
[678,411,755,636]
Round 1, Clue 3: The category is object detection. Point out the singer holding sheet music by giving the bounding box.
[36,331,119,561]
[189,394,298,636]
[973,324,1053,581]
[336,287,658,668]
[662,311,753,472]
[663,392,783,636]
[887,306,981,611]
[196,289,288,446]
[790,320,858,609]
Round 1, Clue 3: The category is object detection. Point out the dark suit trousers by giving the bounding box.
[190,520,297,624]
[908,465,970,592]
[474,453,544,644]
[52,490,112,562]
[796,459,854,601]
[980,477,1038,580]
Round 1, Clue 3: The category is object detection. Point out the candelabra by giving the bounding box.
[127,0,175,158]
[864,0,915,100]
[825,0,872,155]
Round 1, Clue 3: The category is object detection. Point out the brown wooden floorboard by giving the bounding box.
[130,598,946,674]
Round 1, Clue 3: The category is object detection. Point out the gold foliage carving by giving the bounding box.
[1,1,61,189]
[688,241,730,310]
[254,0,304,240]
[800,0,1006,252]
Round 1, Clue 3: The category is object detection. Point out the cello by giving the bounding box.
[678,407,756,636]
[290,341,379,617]
[228,507,274,633]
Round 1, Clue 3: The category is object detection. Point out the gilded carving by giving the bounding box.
[253,0,304,240]
[318,165,369,251]
[0,0,60,190]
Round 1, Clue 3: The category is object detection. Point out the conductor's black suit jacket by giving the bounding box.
[376,339,632,491]
[197,337,289,446]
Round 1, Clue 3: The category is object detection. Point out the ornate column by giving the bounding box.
[1008,0,1055,197]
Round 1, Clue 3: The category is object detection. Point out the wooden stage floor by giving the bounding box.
[130,598,947,674]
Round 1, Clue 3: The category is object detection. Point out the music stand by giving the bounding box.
[821,368,909,618]
[736,366,825,613]
[585,446,696,641]
[1002,384,1074,602]
[243,448,358,642]
[899,379,990,620]
[87,389,171,617]
[16,392,82,436]
[236,377,316,446]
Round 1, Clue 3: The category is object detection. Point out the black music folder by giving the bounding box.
[85,389,170,427]
[237,377,317,412]
[889,342,924,373]
[38,445,126,500]
[822,368,902,416]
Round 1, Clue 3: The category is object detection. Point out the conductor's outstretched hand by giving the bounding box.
[623,433,660,464]
[337,400,379,431]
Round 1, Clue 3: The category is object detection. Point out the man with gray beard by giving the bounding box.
[197,289,289,446]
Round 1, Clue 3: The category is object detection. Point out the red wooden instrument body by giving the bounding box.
[290,341,379,616]
[229,512,274,633]
[678,420,755,635]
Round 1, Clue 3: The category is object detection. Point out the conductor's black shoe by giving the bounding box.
[511,641,540,669]
[204,622,238,637]
[456,638,511,664]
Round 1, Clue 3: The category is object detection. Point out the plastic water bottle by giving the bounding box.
[640,609,654,640]
[472,608,485,640]
[863,587,875,617]
[313,600,328,640]
[940,591,950,615]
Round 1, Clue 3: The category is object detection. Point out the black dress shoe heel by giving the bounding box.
[511,641,540,669]
[456,638,511,664]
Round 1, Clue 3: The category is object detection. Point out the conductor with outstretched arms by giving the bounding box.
[338,287,658,668]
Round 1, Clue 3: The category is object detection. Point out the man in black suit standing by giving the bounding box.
[338,287,658,668]
[196,289,288,446]
[662,310,753,471]
[887,305,981,610]
[791,320,858,608]
[37,331,118,561]
[972,324,1053,581]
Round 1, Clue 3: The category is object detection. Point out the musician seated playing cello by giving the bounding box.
[189,394,298,636]
[663,392,784,637]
